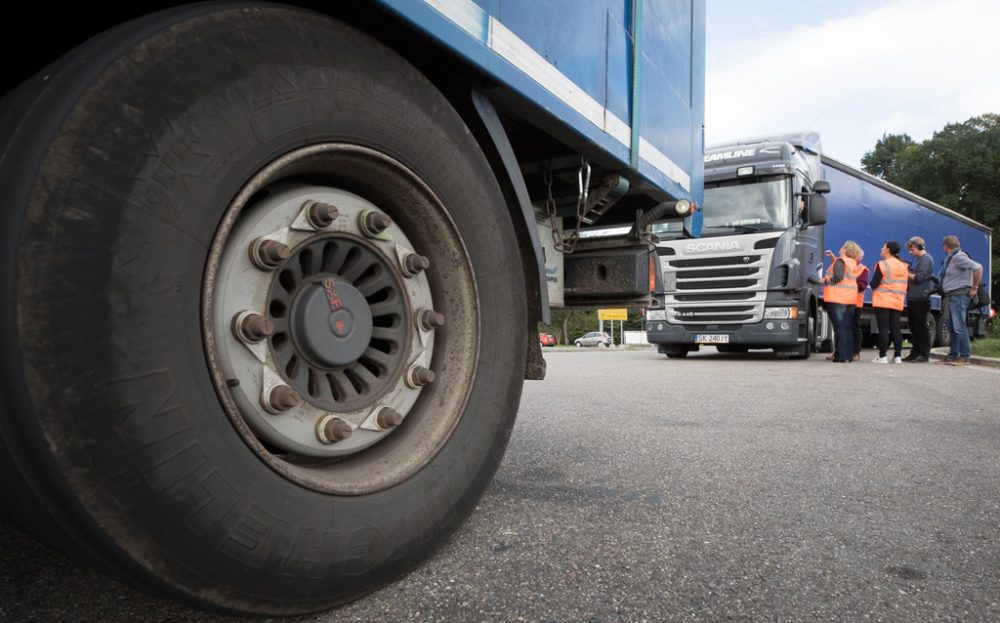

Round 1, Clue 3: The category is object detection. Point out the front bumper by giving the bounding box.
[644,317,807,346]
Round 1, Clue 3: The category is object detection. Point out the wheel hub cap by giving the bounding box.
[291,278,373,367]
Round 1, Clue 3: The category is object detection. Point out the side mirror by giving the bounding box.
[809,194,827,225]
[683,204,703,238]
[813,180,831,194]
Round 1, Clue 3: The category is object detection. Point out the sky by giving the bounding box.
[705,0,1000,168]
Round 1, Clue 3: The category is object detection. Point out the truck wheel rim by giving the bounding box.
[203,144,479,495]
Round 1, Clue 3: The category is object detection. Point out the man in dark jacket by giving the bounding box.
[904,236,934,362]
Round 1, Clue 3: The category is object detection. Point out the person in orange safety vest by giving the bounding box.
[823,241,862,362]
[869,240,909,363]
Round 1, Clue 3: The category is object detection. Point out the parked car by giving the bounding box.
[574,331,612,348]
[539,332,557,347]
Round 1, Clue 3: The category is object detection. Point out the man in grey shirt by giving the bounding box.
[904,236,934,362]
[936,235,983,365]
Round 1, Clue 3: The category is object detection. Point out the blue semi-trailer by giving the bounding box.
[645,132,992,358]
[0,0,704,614]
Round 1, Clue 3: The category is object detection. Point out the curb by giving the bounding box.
[930,347,1000,369]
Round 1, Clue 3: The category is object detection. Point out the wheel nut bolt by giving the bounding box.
[319,417,353,444]
[250,238,290,270]
[417,309,445,331]
[402,253,430,276]
[376,408,404,430]
[407,365,436,388]
[360,210,392,237]
[306,200,339,228]
[264,385,301,413]
[235,312,273,342]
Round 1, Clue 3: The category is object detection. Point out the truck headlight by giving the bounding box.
[763,307,798,319]
[646,310,667,321]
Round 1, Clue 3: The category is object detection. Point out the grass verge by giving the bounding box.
[971,337,1000,358]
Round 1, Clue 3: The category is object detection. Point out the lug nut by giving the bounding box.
[263,385,301,414]
[250,238,290,270]
[407,365,436,388]
[234,312,273,343]
[318,417,353,444]
[402,253,430,276]
[360,210,392,237]
[417,309,445,331]
[376,408,404,430]
[305,200,339,228]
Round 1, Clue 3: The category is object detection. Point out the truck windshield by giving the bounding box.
[650,220,685,240]
[700,176,792,236]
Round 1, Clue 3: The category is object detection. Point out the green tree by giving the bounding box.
[623,309,644,332]
[540,309,598,345]
[860,133,917,181]
[861,113,1000,300]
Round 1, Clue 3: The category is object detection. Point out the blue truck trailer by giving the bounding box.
[645,132,992,358]
[0,0,705,614]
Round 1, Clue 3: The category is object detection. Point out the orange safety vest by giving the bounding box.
[856,264,869,307]
[824,255,859,304]
[872,256,908,310]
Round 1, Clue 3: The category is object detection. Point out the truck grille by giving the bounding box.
[660,248,772,325]
[679,267,756,279]
[674,292,754,302]
[671,255,761,268]
[672,306,755,322]
[676,278,757,290]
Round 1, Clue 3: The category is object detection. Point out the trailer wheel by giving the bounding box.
[0,5,525,615]
[861,332,878,349]
[930,312,949,348]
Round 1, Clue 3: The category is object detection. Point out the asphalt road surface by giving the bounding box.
[2,348,999,622]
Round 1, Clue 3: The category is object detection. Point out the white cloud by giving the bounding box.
[706,0,1000,166]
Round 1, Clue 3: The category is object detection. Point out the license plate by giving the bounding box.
[695,334,730,344]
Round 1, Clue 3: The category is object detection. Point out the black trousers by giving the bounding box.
[852,306,863,356]
[874,307,902,358]
[907,299,931,358]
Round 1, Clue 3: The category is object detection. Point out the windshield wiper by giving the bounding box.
[729,224,774,233]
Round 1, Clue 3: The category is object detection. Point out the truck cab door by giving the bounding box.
[795,182,824,285]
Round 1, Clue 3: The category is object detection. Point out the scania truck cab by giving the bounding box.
[645,132,831,358]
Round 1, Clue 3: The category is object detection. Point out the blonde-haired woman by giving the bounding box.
[823,241,862,362]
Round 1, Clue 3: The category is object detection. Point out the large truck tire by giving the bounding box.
[785,315,815,359]
[816,310,834,353]
[662,346,690,358]
[0,4,526,615]
[931,311,949,348]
